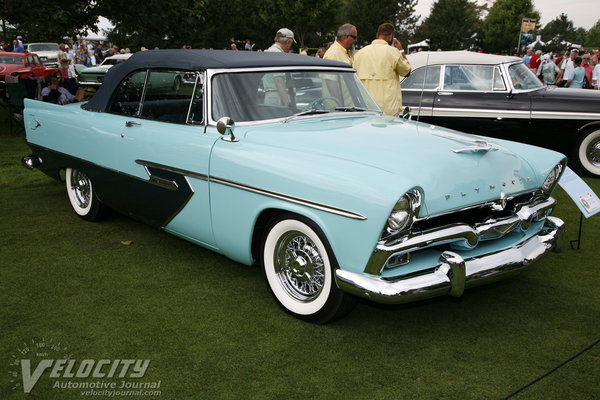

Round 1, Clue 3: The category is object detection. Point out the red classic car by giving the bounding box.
[0,52,59,84]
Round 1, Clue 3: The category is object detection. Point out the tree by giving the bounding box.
[0,0,100,43]
[344,0,398,46]
[343,0,419,46]
[584,19,600,48]
[421,0,482,51]
[99,0,342,51]
[540,13,576,45]
[481,0,539,54]
[257,0,343,49]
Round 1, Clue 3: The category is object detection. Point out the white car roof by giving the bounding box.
[104,54,133,61]
[407,51,522,69]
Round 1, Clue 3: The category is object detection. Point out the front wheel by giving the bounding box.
[262,214,356,323]
[573,128,600,177]
[65,168,107,221]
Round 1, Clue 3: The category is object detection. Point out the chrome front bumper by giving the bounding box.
[335,216,565,304]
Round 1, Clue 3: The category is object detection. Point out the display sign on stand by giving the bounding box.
[557,167,600,249]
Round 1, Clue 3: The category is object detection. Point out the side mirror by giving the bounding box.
[216,117,238,142]
[401,106,412,120]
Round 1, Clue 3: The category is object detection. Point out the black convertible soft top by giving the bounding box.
[84,49,351,112]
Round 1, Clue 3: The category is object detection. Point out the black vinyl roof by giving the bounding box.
[84,49,351,112]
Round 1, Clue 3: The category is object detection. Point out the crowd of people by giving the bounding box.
[4,26,600,112]
[522,48,600,89]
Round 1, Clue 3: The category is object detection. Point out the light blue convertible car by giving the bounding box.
[22,50,566,323]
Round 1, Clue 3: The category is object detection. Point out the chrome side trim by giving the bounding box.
[364,197,556,275]
[431,108,530,119]
[136,160,366,220]
[210,176,367,221]
[135,160,209,181]
[410,107,600,121]
[530,110,600,120]
[336,216,565,304]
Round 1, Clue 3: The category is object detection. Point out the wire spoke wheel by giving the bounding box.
[262,214,356,323]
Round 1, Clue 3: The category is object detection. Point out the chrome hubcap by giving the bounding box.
[70,170,91,209]
[587,138,600,167]
[274,231,325,302]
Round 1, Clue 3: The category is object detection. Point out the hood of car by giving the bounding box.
[30,50,57,57]
[0,64,24,75]
[241,115,562,215]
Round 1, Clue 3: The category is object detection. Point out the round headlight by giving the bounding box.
[387,196,411,231]
[541,163,563,194]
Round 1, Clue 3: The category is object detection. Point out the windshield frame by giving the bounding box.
[206,66,381,126]
[506,61,544,92]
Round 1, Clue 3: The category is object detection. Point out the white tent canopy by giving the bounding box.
[78,16,113,42]
[408,39,430,52]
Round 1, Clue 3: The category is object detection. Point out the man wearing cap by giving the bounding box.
[266,28,296,53]
[354,22,411,116]
[263,28,296,106]
[323,24,357,66]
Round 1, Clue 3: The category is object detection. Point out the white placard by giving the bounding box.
[558,167,600,218]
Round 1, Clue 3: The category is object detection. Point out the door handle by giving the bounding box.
[126,121,141,127]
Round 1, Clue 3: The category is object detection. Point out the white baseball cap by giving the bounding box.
[277,28,296,43]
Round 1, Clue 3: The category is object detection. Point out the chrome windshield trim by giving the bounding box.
[210,176,367,221]
[205,66,362,126]
[364,197,556,275]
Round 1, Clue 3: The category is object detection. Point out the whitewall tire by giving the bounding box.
[65,168,107,221]
[262,214,355,323]
[574,128,600,177]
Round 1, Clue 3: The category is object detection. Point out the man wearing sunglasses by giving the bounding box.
[323,24,357,66]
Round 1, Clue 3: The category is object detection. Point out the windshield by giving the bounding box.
[28,43,59,52]
[0,55,24,65]
[508,62,543,90]
[211,70,380,122]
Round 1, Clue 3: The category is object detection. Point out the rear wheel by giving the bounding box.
[573,128,600,177]
[262,214,356,323]
[65,168,107,221]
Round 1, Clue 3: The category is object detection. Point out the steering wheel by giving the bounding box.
[304,96,341,111]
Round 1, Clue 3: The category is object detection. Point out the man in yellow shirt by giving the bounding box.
[323,24,357,66]
[353,22,411,116]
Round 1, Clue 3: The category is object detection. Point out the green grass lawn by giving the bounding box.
[1,112,599,399]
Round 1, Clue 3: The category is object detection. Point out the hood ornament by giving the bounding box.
[452,139,495,153]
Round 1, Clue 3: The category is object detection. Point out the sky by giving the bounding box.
[414,0,598,30]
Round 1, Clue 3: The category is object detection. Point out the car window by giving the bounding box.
[508,62,544,90]
[493,66,506,90]
[108,70,147,116]
[443,65,494,91]
[401,66,441,90]
[211,70,378,122]
[140,70,197,124]
[0,55,24,65]
[189,73,204,124]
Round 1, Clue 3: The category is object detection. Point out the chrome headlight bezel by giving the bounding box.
[383,189,422,239]
[541,161,566,197]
